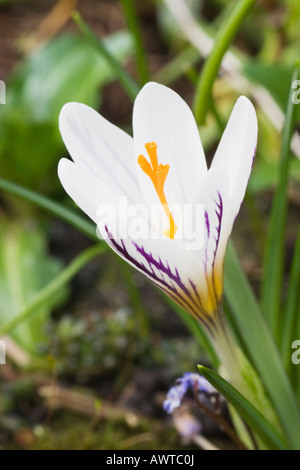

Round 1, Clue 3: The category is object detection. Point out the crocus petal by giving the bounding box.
[99,218,217,330]
[211,96,258,241]
[59,102,141,205]
[58,159,147,232]
[58,158,114,224]
[58,86,257,329]
[186,168,229,312]
[133,82,207,209]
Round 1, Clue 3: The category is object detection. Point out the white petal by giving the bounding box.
[185,168,230,307]
[211,96,257,229]
[59,158,152,238]
[133,82,207,210]
[100,223,214,322]
[191,169,229,264]
[59,102,141,204]
[58,158,119,225]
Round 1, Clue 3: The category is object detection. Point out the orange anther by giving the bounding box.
[138,142,177,239]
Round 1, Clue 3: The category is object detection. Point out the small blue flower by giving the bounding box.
[163,372,216,414]
[163,381,188,414]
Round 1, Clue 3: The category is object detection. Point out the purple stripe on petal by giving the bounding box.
[212,192,223,260]
[104,226,212,322]
[251,146,257,171]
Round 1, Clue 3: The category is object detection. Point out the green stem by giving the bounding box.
[164,296,219,369]
[193,0,257,124]
[120,0,149,85]
[0,244,105,336]
[72,11,140,101]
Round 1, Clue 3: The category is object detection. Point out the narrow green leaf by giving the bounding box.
[280,229,300,372]
[72,11,140,101]
[120,0,150,85]
[224,241,300,448]
[193,0,257,124]
[198,365,289,450]
[261,62,300,334]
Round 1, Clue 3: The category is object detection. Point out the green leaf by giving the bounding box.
[260,63,300,334]
[244,62,293,112]
[248,158,300,194]
[280,230,300,374]
[0,31,133,189]
[72,12,139,101]
[224,241,300,448]
[243,61,300,123]
[6,31,133,122]
[0,244,105,342]
[198,365,289,450]
[0,220,68,354]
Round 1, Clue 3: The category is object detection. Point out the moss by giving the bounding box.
[10,411,195,451]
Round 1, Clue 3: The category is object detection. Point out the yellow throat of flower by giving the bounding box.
[137,142,177,239]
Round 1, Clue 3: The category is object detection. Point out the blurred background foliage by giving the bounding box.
[0,0,299,450]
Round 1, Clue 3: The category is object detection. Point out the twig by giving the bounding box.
[38,383,159,429]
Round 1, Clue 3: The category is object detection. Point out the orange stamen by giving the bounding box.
[138,142,177,239]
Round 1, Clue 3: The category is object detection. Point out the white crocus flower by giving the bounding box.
[58,82,257,335]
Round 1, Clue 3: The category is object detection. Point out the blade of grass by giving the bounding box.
[193,0,257,124]
[72,11,140,101]
[120,0,149,86]
[198,365,289,450]
[280,229,300,373]
[0,244,105,336]
[224,241,300,449]
[261,62,300,335]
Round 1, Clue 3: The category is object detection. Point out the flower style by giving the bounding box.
[58,82,257,333]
